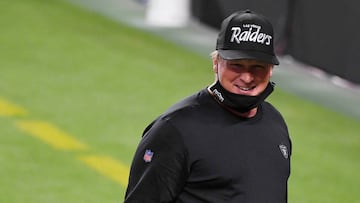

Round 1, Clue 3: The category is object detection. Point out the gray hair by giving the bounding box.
[210,50,219,60]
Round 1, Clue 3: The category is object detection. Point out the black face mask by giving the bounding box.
[208,80,275,113]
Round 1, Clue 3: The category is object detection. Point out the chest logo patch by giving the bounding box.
[279,144,289,159]
[143,149,154,163]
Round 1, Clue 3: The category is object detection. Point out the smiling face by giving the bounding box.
[213,55,273,96]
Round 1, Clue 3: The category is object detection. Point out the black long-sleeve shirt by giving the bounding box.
[125,88,291,203]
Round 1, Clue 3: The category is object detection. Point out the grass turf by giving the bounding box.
[0,0,359,202]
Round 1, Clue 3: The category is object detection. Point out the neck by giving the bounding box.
[237,108,258,118]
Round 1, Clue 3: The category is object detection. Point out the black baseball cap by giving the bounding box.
[216,10,279,65]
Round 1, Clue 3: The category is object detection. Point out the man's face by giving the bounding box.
[213,57,273,96]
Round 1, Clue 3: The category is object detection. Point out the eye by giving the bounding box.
[230,64,240,68]
[228,63,243,69]
[251,63,270,70]
[254,65,265,70]
[251,63,265,68]
[251,65,269,74]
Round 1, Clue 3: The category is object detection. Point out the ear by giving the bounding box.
[269,65,274,77]
[212,57,218,73]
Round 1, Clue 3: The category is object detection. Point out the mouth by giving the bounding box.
[234,84,256,94]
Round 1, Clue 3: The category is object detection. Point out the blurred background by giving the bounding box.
[0,0,359,202]
[70,0,360,119]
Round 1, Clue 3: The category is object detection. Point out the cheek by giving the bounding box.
[216,66,228,79]
[218,69,238,85]
[215,63,229,79]
[254,68,272,81]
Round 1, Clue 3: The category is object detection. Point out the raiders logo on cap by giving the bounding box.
[216,9,279,65]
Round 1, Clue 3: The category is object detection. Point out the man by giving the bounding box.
[124,10,291,203]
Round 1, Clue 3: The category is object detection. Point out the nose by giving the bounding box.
[239,71,254,83]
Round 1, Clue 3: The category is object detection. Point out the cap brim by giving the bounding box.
[218,49,279,65]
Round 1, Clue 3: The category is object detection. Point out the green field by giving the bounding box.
[1,0,359,202]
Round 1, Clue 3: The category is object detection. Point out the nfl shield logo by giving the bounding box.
[143,149,154,163]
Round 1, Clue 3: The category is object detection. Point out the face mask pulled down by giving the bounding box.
[209,81,275,113]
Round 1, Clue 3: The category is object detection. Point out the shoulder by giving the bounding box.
[161,88,216,122]
[164,88,211,114]
[261,101,287,125]
[142,88,217,137]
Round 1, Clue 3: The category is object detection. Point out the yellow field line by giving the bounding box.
[2,97,130,187]
[0,98,28,117]
[78,155,129,187]
[15,120,130,186]
[15,120,88,151]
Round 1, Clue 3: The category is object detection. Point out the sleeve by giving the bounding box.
[124,118,189,203]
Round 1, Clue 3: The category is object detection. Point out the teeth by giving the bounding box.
[240,87,251,91]
[235,84,256,91]
[239,87,254,91]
